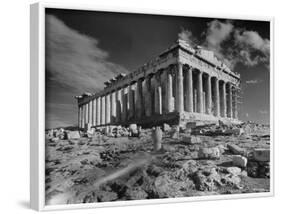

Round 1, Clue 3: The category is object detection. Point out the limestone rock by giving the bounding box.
[224,128,244,136]
[232,155,247,168]
[253,149,270,162]
[66,131,80,139]
[163,123,171,132]
[129,123,138,132]
[182,160,198,174]
[182,136,201,144]
[198,147,220,160]
[227,144,246,156]
[226,167,241,176]
[153,174,183,198]
[96,191,118,202]
[186,122,197,129]
[193,167,221,191]
[125,187,148,200]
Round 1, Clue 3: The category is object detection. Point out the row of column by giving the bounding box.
[177,63,239,119]
[78,63,239,128]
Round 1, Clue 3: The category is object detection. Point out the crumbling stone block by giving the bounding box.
[66,131,80,139]
[224,128,244,136]
[253,148,270,162]
[182,136,201,144]
[232,155,248,168]
[163,123,171,132]
[227,144,247,156]
[226,167,241,176]
[198,147,220,160]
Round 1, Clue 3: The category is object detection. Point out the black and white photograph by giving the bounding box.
[44,7,271,206]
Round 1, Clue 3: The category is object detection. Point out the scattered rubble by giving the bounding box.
[45,121,270,205]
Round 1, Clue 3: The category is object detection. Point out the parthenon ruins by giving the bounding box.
[75,39,241,129]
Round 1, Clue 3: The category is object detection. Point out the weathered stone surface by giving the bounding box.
[186,122,197,129]
[125,187,148,200]
[153,174,184,198]
[253,149,270,162]
[227,144,246,156]
[129,124,137,132]
[175,160,198,180]
[66,131,80,139]
[96,191,118,202]
[247,161,259,177]
[232,155,248,168]
[152,127,162,151]
[163,123,171,132]
[193,167,221,191]
[226,167,241,176]
[224,128,244,136]
[170,127,179,139]
[247,161,270,178]
[198,147,220,159]
[182,136,201,144]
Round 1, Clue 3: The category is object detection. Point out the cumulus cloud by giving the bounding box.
[45,15,129,128]
[233,30,270,67]
[204,20,233,52]
[178,19,270,70]
[234,30,270,54]
[46,15,129,94]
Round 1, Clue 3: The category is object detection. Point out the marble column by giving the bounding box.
[101,96,105,125]
[92,99,96,126]
[186,67,193,113]
[85,103,89,124]
[233,88,238,119]
[81,105,85,128]
[106,94,111,124]
[78,106,82,128]
[136,78,144,118]
[176,63,184,113]
[116,89,122,123]
[197,71,203,113]
[121,87,127,122]
[88,100,93,125]
[145,76,152,116]
[154,72,162,115]
[227,84,233,118]
[96,97,101,126]
[111,92,116,123]
[128,83,135,120]
[206,75,212,115]
[166,70,173,113]
[221,81,227,117]
[214,78,220,117]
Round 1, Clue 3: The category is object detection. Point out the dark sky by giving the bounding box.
[45,8,270,129]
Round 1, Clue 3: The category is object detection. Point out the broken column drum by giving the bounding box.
[75,39,241,129]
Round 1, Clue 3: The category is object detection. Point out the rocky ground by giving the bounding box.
[45,122,270,205]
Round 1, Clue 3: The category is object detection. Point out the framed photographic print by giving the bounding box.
[30,2,274,211]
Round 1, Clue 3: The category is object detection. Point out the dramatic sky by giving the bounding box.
[45,8,270,129]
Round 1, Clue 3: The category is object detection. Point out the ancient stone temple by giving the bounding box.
[75,39,241,129]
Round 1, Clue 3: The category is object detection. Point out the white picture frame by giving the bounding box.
[30,2,274,211]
